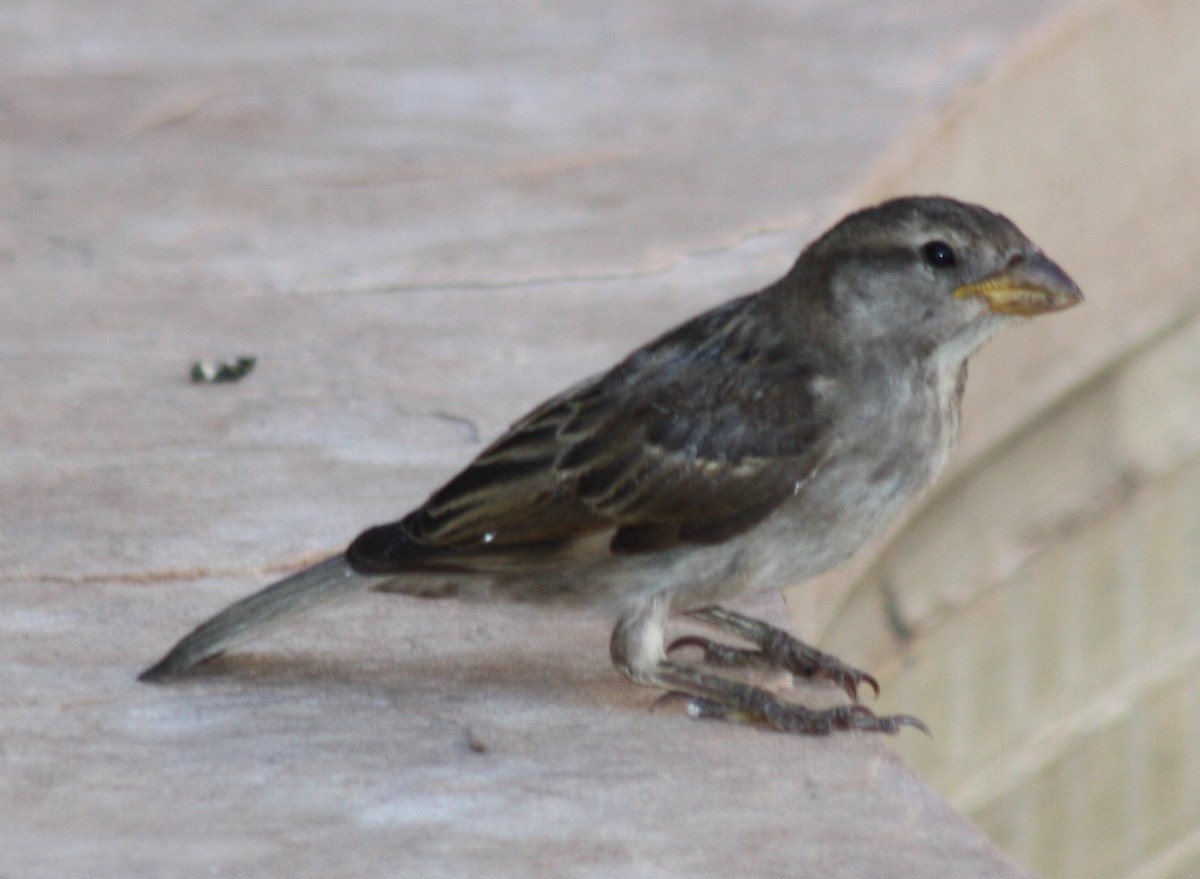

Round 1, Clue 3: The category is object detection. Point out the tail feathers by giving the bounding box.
[139,555,376,682]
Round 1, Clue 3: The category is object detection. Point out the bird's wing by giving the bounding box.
[346,297,835,569]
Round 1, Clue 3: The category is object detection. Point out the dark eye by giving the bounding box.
[922,240,957,269]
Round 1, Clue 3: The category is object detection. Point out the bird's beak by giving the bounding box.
[954,252,1083,316]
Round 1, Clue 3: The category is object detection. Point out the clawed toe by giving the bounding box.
[870,712,931,736]
[819,661,880,703]
[676,607,882,703]
[666,635,766,668]
[666,634,720,658]
[762,701,925,736]
[655,687,928,737]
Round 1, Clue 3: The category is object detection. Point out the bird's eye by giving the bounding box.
[921,240,957,269]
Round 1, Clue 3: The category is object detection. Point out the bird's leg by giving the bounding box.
[611,599,926,736]
[668,605,882,702]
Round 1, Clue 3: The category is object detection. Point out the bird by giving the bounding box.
[140,195,1082,735]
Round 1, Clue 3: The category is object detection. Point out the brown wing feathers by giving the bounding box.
[346,297,833,571]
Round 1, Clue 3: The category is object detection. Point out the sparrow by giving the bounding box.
[140,196,1082,735]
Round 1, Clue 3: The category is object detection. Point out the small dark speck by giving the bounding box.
[464,727,489,754]
[432,410,481,444]
[190,356,256,384]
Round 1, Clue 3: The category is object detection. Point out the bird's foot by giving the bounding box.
[666,693,928,736]
[668,605,880,702]
[648,662,927,736]
[613,600,927,737]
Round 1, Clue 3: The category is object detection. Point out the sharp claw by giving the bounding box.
[824,667,878,703]
[888,714,933,737]
[859,672,881,700]
[838,676,860,702]
[666,635,713,656]
[845,706,930,736]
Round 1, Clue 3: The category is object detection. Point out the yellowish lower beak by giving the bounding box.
[954,252,1083,316]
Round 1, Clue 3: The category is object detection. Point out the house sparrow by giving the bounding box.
[141,196,1082,735]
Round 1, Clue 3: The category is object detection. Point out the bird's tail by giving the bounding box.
[139,555,377,682]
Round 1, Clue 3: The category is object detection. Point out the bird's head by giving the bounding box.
[790,196,1083,359]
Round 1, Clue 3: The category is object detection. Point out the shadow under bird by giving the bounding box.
[141,195,1082,735]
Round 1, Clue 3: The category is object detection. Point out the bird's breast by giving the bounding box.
[735,359,963,591]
